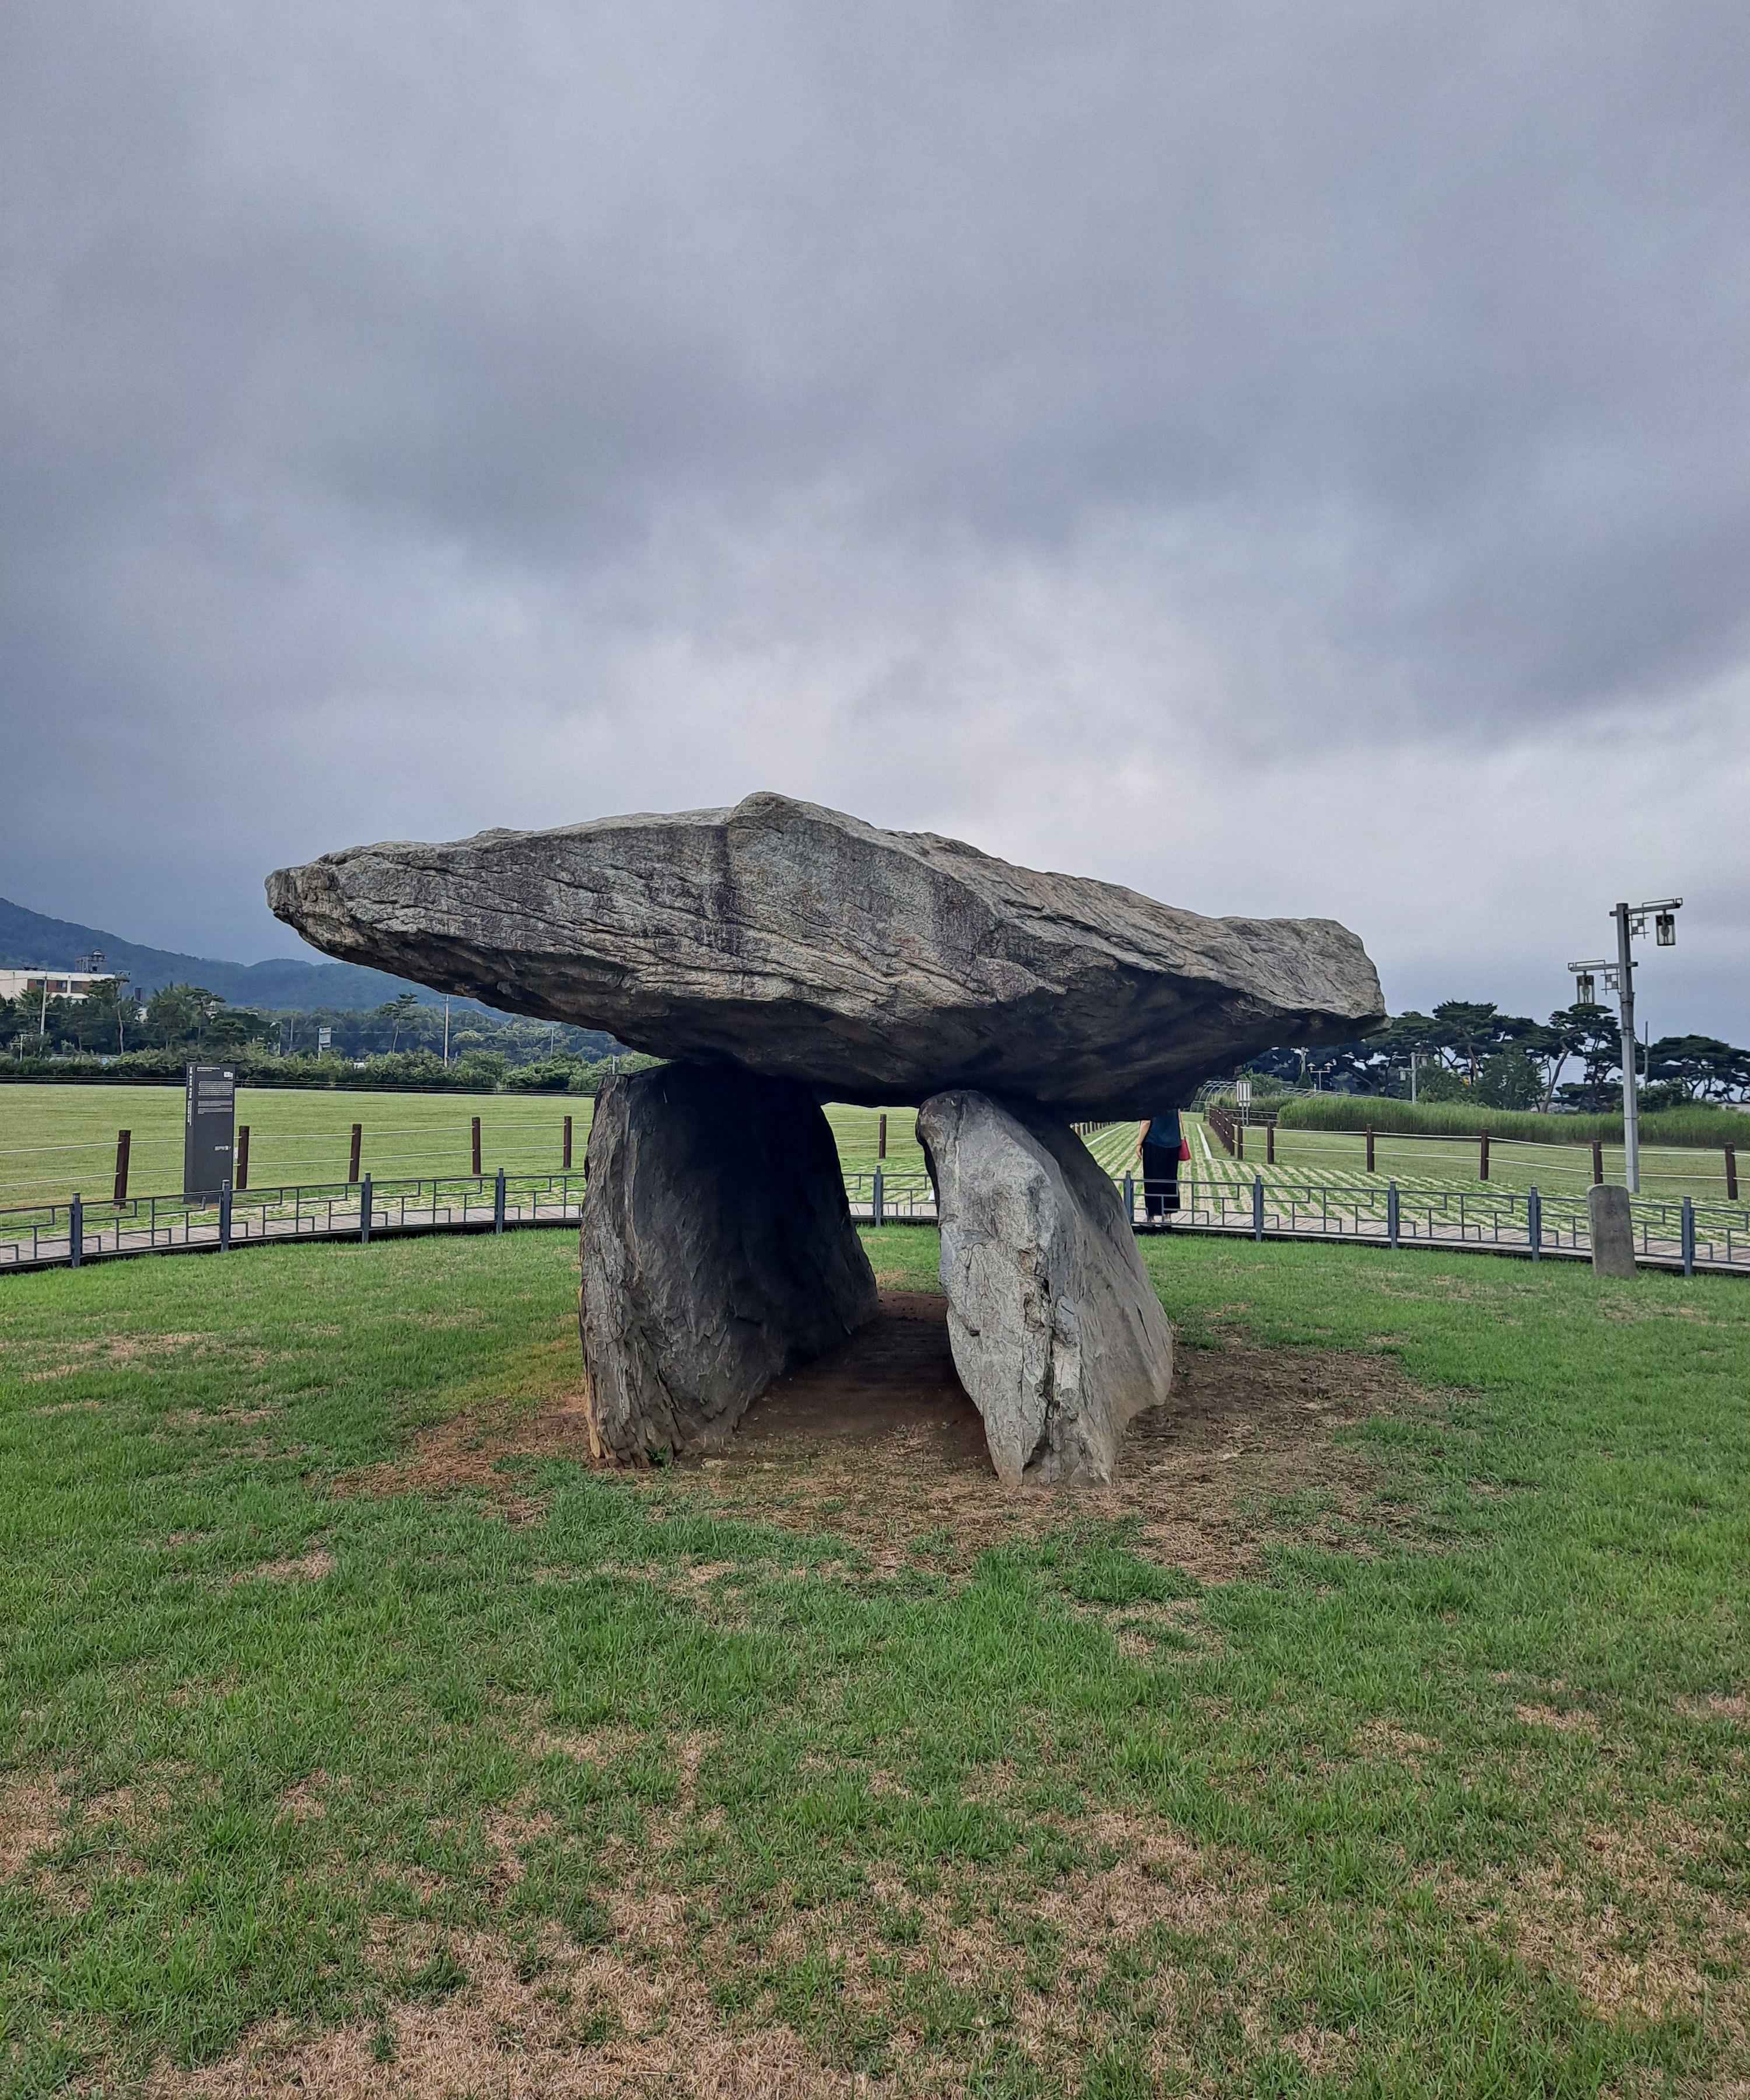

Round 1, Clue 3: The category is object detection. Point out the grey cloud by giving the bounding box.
[1,0,1746,1026]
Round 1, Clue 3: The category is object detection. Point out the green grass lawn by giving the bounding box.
[822,1104,929,1180]
[11,1082,1735,1220]
[1194,1116,1740,1207]
[0,1090,947,1211]
[0,1085,588,1210]
[2,1229,1747,2095]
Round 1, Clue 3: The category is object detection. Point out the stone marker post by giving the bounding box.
[1587,1183,1636,1278]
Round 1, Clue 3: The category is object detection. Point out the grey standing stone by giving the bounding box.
[1587,1183,1638,1278]
[267,791,1385,1116]
[918,1090,1173,1488]
[580,1063,878,1461]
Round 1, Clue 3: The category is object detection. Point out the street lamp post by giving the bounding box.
[1568,896,1681,1196]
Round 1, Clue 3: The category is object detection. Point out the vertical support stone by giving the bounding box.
[580,1064,878,1463]
[918,1091,1171,1490]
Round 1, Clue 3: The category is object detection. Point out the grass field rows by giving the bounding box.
[0,1088,1738,1221]
[1194,1117,1741,1207]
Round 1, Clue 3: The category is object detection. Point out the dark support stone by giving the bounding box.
[580,1063,879,1462]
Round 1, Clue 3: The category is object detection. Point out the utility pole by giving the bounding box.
[443,998,450,1065]
[1569,896,1681,1196]
[1613,900,1640,1197]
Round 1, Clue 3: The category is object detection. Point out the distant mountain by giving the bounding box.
[0,894,495,1015]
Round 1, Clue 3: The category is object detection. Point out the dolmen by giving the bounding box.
[268,792,1383,1487]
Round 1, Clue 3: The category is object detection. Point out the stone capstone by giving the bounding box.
[917,1091,1174,1488]
[579,1063,879,1461]
[267,791,1385,1117]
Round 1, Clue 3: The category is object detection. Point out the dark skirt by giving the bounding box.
[1140,1141,1180,1217]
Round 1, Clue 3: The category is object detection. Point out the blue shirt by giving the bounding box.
[1142,1110,1182,1153]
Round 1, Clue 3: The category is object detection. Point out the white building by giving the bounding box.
[0,969,122,1002]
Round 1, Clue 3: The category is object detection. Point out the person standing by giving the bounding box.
[1140,1106,1185,1220]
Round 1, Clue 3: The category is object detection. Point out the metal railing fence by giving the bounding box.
[1205,1107,1742,1198]
[0,1170,588,1270]
[2,1168,1745,1278]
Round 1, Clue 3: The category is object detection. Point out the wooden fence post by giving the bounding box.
[1235,1121,1244,1161]
[1728,1145,1739,1204]
[235,1125,250,1191]
[1479,1131,1490,1182]
[349,1123,362,1183]
[113,1130,131,1203]
[563,1114,573,1171]
[1266,1123,1276,1166]
[1365,1128,1376,1175]
[471,1116,482,1177]
[1592,1139,1605,1186]
[878,1112,888,1161]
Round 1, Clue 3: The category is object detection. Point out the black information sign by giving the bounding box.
[183,1064,237,1200]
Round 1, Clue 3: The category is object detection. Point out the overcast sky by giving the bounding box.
[4,2,1747,1040]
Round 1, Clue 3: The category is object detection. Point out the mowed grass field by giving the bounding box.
[0,1086,583,1210]
[1,1081,1740,1224]
[1189,1117,1741,1208]
[0,1089,942,1212]
[2,1228,1746,2095]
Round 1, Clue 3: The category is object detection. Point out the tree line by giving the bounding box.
[10,980,1748,1113]
[0,980,631,1089]
[1250,1000,1750,1112]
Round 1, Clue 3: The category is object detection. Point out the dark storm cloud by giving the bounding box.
[1,1,1746,1028]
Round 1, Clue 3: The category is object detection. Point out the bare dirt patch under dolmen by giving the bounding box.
[699,1291,1425,1576]
[345,1290,1430,1580]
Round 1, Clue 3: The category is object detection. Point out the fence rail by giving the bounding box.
[0,1170,589,1270]
[4,1166,1746,1278]
[1203,1106,1742,1197]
